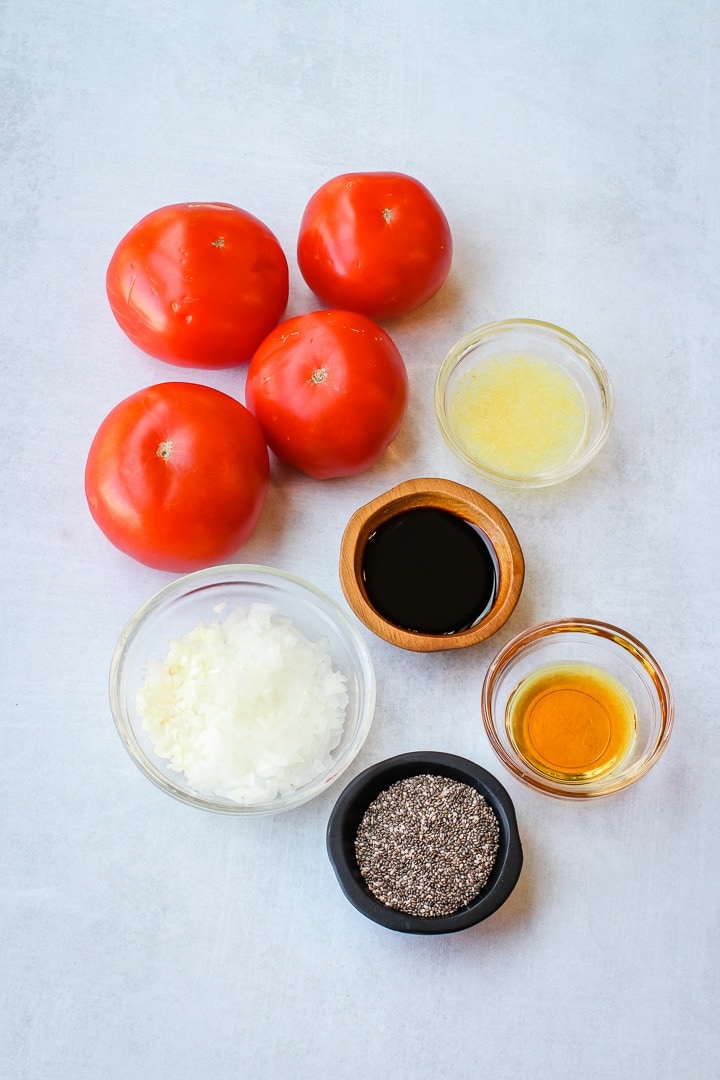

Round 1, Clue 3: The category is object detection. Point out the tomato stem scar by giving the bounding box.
[382,208,393,223]
[157,439,174,460]
[309,367,328,385]
[211,236,225,248]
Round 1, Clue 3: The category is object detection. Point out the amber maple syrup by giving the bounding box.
[506,661,637,783]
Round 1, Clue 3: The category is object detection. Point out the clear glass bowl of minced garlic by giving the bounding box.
[434,318,614,488]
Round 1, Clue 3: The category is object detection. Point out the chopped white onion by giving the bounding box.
[136,603,349,805]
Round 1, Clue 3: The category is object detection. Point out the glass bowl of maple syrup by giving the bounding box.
[481,619,673,798]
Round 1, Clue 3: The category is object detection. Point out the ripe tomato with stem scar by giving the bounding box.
[84,382,269,571]
[106,202,288,368]
[297,172,452,320]
[245,310,408,479]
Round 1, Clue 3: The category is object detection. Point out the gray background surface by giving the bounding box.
[2,1,718,1077]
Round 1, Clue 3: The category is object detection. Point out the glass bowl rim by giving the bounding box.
[434,317,615,489]
[109,563,377,815]
[480,617,674,799]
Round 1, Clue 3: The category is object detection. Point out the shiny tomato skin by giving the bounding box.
[296,172,452,321]
[106,202,289,368]
[245,310,408,480]
[85,382,269,571]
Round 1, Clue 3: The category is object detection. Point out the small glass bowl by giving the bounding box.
[435,319,614,488]
[109,564,376,815]
[481,619,673,799]
[326,752,523,934]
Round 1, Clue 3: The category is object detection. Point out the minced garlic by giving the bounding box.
[448,353,587,478]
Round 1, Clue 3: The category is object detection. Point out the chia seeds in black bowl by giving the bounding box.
[326,752,523,934]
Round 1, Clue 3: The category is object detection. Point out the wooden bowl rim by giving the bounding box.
[339,477,525,652]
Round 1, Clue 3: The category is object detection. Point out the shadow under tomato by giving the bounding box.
[380,272,466,335]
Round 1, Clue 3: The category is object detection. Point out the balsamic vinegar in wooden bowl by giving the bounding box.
[339,478,524,652]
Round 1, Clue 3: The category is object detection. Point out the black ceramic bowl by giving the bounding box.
[326,751,523,934]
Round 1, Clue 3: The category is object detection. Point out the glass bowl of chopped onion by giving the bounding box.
[109,564,377,814]
[434,319,614,488]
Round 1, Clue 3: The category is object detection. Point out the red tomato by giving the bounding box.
[106,202,289,368]
[245,310,408,479]
[296,172,452,320]
[85,382,269,571]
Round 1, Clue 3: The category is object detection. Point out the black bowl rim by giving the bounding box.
[326,751,523,935]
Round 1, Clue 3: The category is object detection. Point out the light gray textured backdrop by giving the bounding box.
[1,1,718,1077]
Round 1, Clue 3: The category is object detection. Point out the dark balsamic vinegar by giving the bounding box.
[361,507,497,635]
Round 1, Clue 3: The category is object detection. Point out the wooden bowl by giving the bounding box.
[339,478,524,652]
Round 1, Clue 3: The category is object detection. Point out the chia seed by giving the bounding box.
[354,773,500,918]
